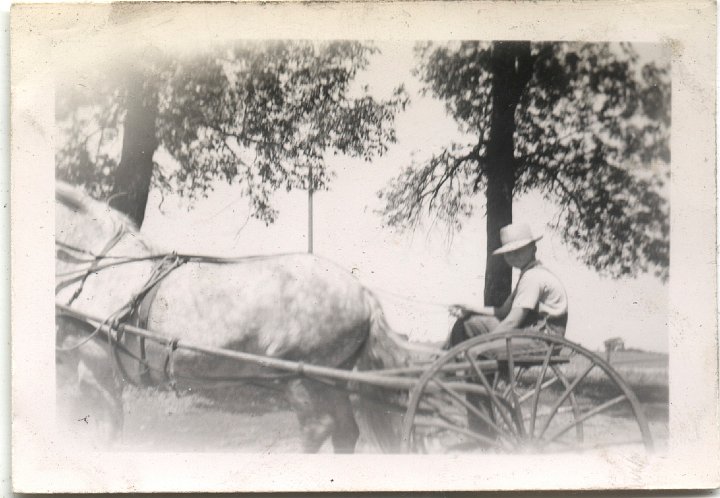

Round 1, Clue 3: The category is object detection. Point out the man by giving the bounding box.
[446,222,568,349]
[444,223,569,442]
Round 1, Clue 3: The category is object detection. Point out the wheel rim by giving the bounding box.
[401,332,654,453]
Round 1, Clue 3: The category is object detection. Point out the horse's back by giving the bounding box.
[143,253,370,377]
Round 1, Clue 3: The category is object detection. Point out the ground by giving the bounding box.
[104,351,668,454]
[119,384,308,453]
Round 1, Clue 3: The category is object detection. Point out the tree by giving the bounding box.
[379,41,670,305]
[56,41,408,227]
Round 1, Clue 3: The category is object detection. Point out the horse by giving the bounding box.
[54,181,418,453]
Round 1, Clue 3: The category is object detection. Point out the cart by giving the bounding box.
[56,303,654,453]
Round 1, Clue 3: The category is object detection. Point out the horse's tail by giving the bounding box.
[352,290,423,453]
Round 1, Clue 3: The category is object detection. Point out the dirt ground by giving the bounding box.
[111,381,668,454]
[56,349,670,454]
[117,384,308,453]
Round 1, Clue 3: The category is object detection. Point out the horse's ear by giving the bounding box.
[56,188,87,214]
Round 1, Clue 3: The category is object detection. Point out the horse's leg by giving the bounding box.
[328,388,359,454]
[57,320,125,444]
[285,380,359,454]
[76,357,125,441]
[56,348,84,433]
[285,378,335,453]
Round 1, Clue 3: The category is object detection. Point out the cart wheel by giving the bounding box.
[401,331,653,453]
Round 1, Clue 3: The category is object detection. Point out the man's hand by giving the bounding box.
[448,304,472,318]
[449,304,495,318]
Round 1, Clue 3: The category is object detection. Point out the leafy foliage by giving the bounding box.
[55,80,125,200]
[56,41,408,224]
[379,41,670,280]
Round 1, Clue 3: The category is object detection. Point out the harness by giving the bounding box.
[56,227,189,388]
[113,252,188,386]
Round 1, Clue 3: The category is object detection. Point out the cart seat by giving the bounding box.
[489,345,573,367]
[505,354,571,367]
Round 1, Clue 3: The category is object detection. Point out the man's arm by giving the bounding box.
[449,304,495,317]
[450,293,514,319]
[494,293,514,320]
[492,307,529,334]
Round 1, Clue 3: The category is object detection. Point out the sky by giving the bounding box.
[141,41,669,353]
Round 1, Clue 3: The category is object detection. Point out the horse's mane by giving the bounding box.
[55,181,142,236]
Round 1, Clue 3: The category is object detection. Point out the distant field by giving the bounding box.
[563,350,668,405]
[592,350,668,384]
[602,350,668,368]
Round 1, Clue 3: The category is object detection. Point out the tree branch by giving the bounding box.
[525,158,587,218]
[428,149,476,207]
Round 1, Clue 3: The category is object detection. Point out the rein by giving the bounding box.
[55,225,127,304]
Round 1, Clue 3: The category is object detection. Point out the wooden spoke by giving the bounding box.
[550,364,584,442]
[464,351,518,435]
[544,394,628,444]
[430,379,514,443]
[500,365,528,399]
[518,375,559,404]
[538,362,596,438]
[505,338,526,437]
[413,417,505,449]
[529,345,554,437]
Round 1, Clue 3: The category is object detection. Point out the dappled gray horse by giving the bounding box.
[55,182,412,452]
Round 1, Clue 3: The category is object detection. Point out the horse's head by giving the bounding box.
[55,182,143,273]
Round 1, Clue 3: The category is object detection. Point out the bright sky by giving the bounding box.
[142,42,668,353]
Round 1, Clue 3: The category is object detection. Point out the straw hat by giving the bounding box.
[492,223,543,255]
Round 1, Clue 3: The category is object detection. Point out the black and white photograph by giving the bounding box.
[10,1,718,492]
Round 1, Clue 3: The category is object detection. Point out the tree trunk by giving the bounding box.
[483,41,534,306]
[110,72,158,228]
